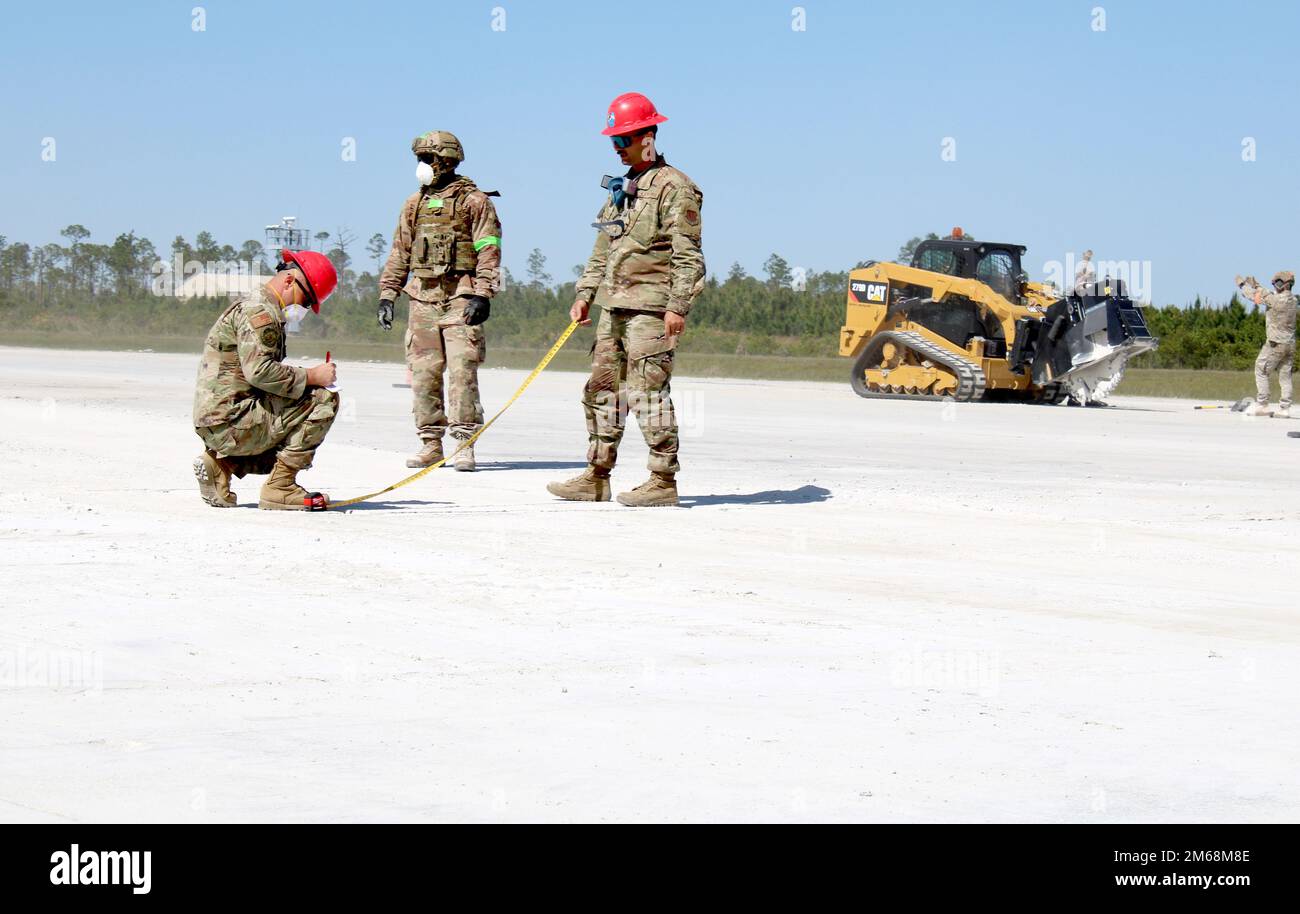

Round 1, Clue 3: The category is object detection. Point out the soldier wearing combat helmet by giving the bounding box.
[547,92,705,507]
[378,130,502,471]
[1236,270,1297,418]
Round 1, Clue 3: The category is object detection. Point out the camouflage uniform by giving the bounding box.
[1074,255,1096,294]
[1239,277,1296,409]
[380,174,501,442]
[574,155,705,475]
[193,287,338,475]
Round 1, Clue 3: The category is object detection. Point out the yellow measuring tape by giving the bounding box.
[328,321,579,509]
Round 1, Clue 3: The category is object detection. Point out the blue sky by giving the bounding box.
[2,0,1298,304]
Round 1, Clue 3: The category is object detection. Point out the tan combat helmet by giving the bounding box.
[1273,270,1295,288]
[412,130,464,163]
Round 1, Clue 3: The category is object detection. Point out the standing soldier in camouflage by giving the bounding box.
[1236,271,1296,418]
[192,250,340,510]
[1074,249,1096,294]
[378,131,501,471]
[547,92,705,507]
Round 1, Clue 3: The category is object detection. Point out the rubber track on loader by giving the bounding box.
[850,330,987,402]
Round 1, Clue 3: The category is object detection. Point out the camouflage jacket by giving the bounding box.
[1238,279,1297,343]
[379,174,501,304]
[1073,260,1096,292]
[193,287,307,428]
[575,156,705,316]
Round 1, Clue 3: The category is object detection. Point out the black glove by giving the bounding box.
[463,295,491,326]
[378,300,394,331]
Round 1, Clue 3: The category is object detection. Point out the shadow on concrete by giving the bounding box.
[679,484,832,508]
[474,461,589,472]
[324,499,452,512]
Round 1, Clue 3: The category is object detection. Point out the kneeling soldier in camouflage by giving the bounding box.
[548,92,705,507]
[192,249,341,510]
[1236,271,1296,418]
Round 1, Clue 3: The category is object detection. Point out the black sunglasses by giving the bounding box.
[276,261,316,306]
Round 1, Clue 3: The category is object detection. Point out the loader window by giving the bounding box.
[915,247,959,276]
[976,251,1016,299]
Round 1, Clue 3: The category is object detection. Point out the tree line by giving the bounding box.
[0,226,1286,370]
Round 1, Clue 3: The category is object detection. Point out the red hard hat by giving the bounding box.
[601,92,668,136]
[281,249,337,312]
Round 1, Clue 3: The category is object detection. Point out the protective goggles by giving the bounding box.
[276,261,317,309]
[293,276,317,308]
[611,134,635,149]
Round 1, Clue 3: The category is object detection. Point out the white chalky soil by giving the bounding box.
[0,346,1296,822]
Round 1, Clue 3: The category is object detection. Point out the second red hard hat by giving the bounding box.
[601,92,668,136]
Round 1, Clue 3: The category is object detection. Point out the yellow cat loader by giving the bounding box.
[840,234,1157,404]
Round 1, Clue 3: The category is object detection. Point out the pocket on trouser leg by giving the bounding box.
[631,348,675,406]
[206,413,278,456]
[470,325,486,364]
[197,424,236,458]
[309,388,339,429]
[627,329,677,386]
[584,338,622,398]
[443,324,486,365]
[409,326,445,366]
[636,359,677,434]
[641,352,673,391]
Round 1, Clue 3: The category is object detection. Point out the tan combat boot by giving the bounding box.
[616,473,679,507]
[451,436,476,472]
[258,459,329,511]
[406,437,444,468]
[1273,406,1292,419]
[194,451,237,508]
[1245,402,1275,417]
[546,467,612,502]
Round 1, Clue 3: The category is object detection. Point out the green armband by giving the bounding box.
[473,236,500,252]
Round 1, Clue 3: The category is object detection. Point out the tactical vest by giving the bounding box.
[411,177,486,279]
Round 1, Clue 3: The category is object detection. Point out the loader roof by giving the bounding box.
[914,239,1027,257]
[910,239,1027,285]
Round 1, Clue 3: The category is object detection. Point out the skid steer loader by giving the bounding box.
[839,231,1158,404]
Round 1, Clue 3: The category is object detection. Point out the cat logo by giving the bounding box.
[851,280,889,304]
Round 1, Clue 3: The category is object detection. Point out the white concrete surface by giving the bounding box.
[0,345,1297,823]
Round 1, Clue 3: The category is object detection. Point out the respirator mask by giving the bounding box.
[416,154,451,186]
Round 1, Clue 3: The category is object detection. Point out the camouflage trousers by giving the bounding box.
[196,387,339,474]
[406,298,485,441]
[582,308,680,476]
[1255,339,1295,408]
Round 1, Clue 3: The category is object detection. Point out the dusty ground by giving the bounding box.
[0,345,1297,823]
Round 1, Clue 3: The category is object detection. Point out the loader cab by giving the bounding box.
[912,239,1028,303]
